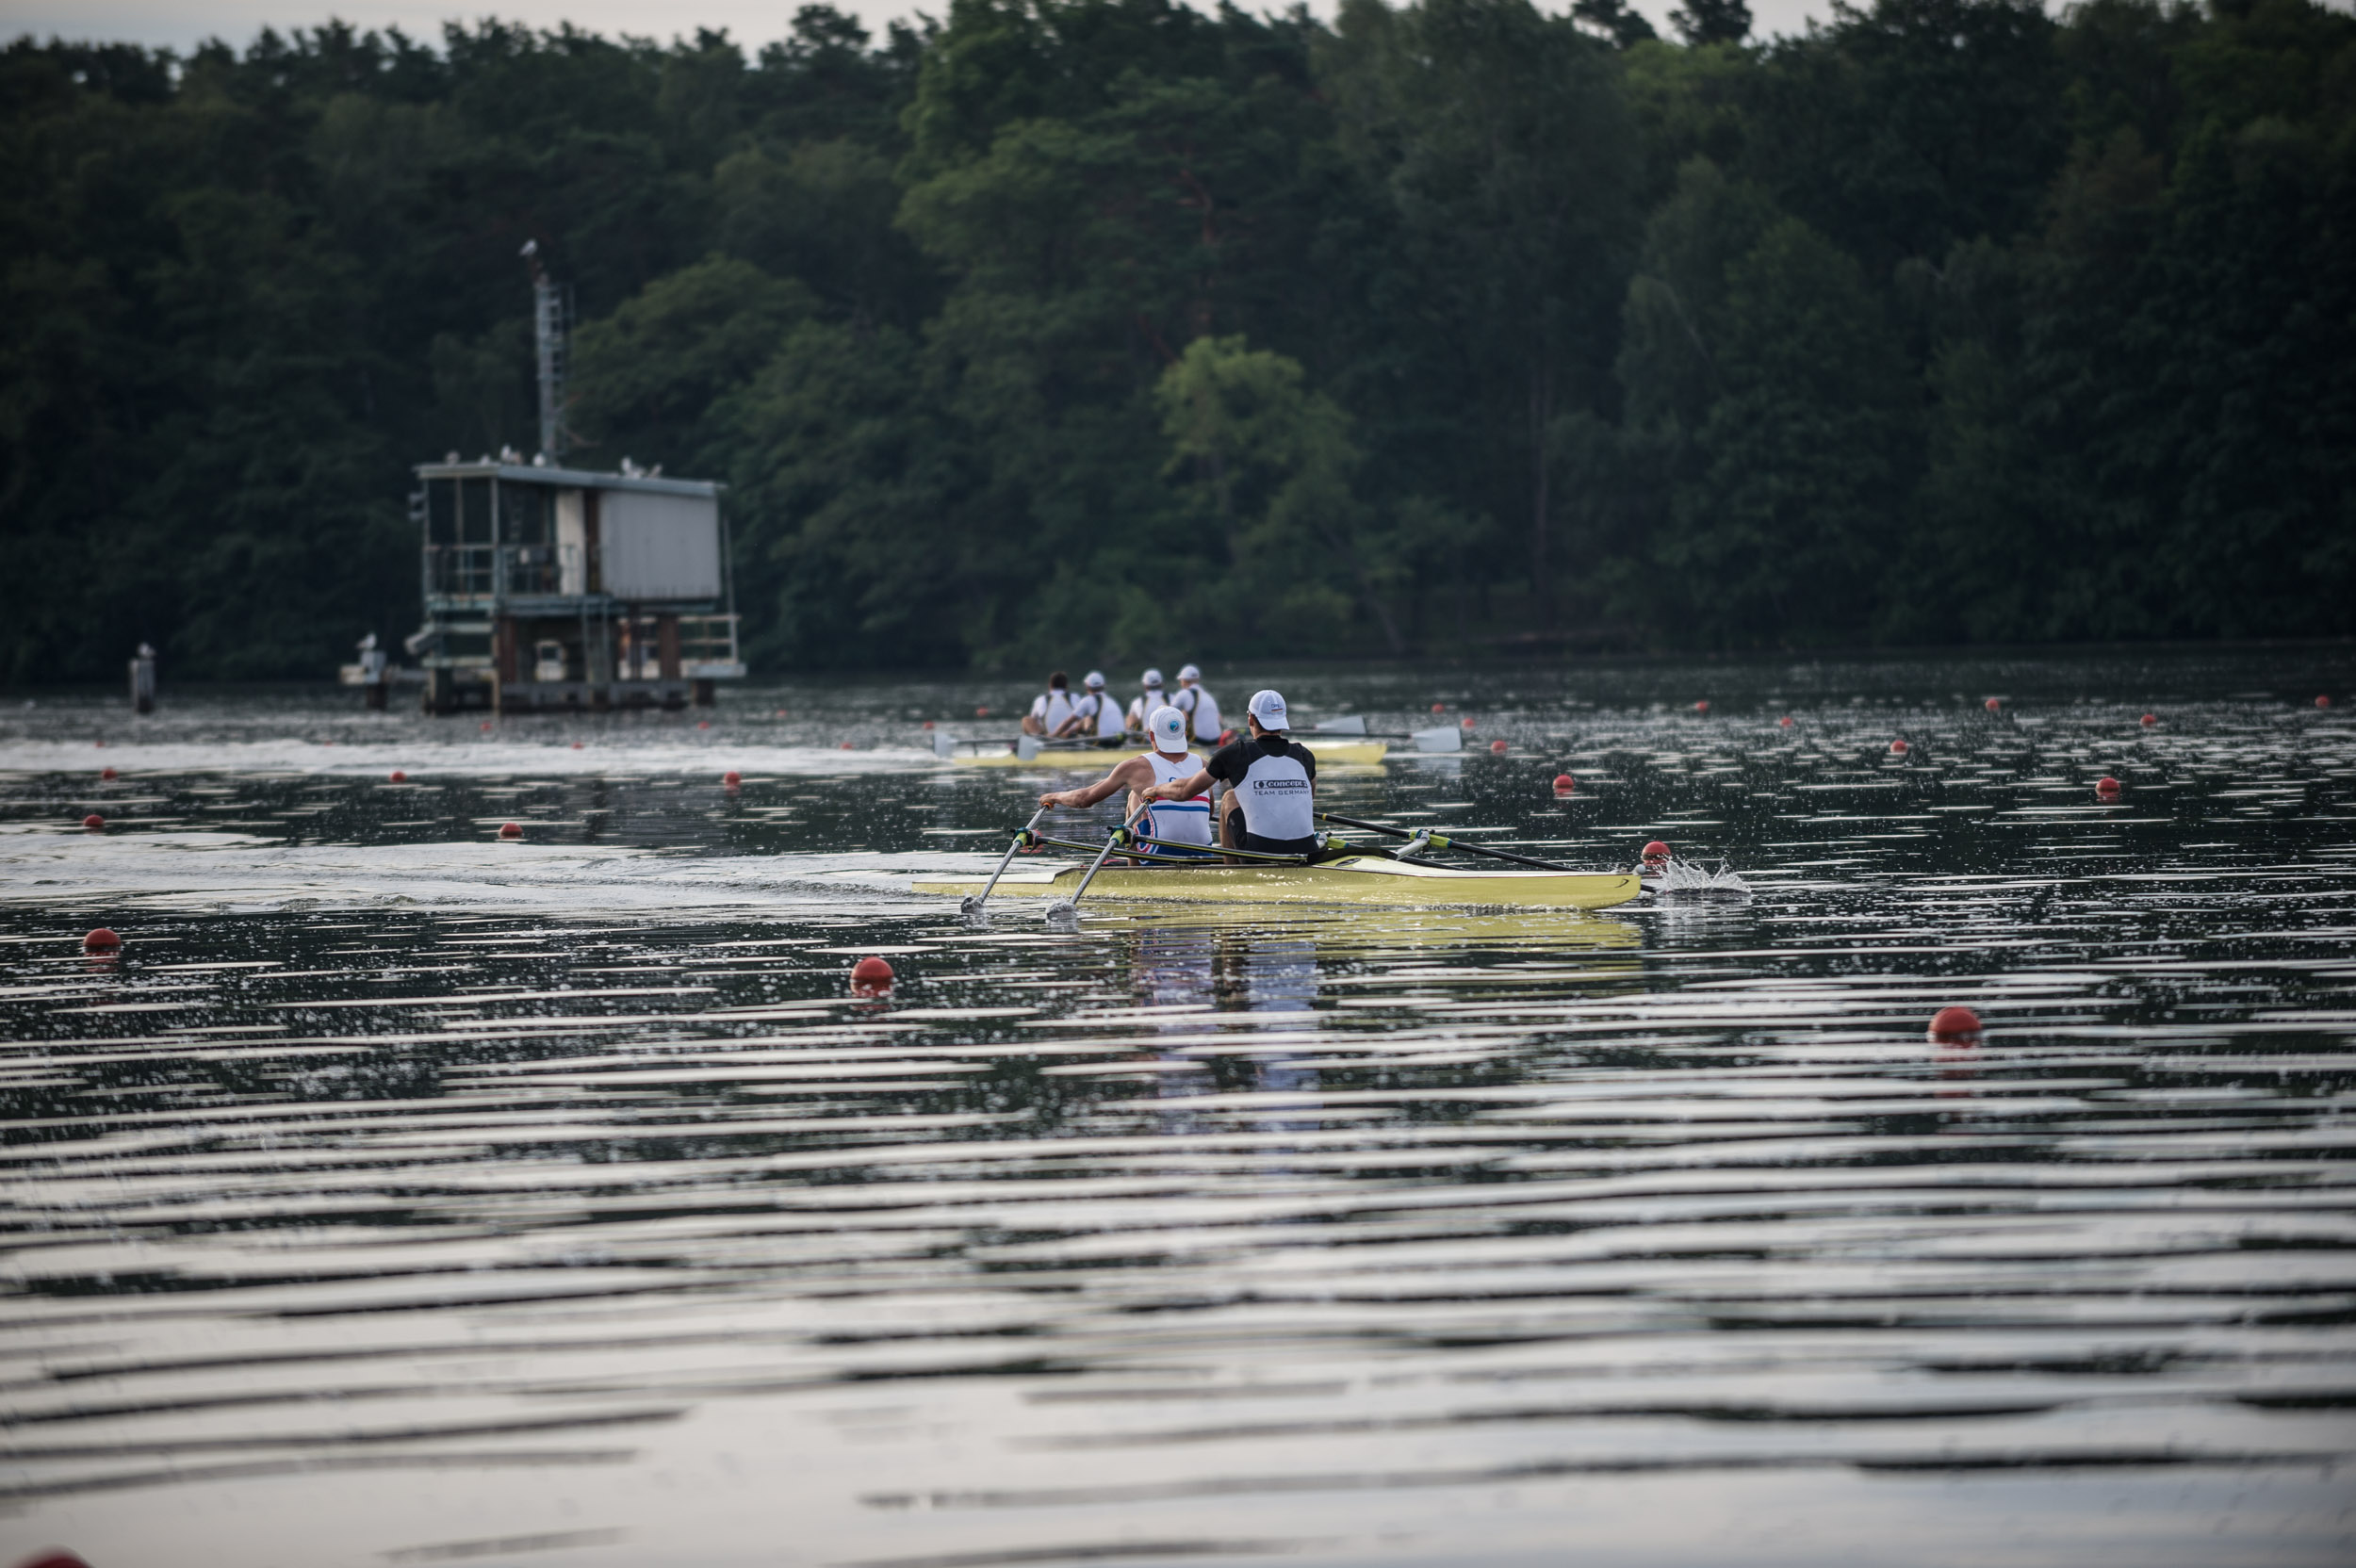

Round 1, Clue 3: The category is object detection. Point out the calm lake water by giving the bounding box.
[4,649,2354,1567]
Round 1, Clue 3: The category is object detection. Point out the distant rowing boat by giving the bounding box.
[911,855,1640,908]
[946,739,1391,768]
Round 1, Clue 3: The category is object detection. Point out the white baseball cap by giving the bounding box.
[1176,664,1201,681]
[1084,670,1105,690]
[1148,705,1188,751]
[1247,689,1288,729]
[1140,668,1163,688]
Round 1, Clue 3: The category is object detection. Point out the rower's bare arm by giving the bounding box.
[1039,759,1146,810]
[1141,767,1214,804]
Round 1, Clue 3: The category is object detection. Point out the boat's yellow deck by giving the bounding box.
[912,856,1641,909]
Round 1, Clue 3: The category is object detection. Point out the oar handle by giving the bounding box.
[1063,802,1153,908]
[967,806,1049,911]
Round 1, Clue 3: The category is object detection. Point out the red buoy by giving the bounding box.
[81,813,104,830]
[973,706,989,718]
[1488,738,1507,754]
[572,741,583,749]
[2139,713,2157,727]
[1460,716,1477,730]
[839,741,855,750]
[82,927,122,954]
[1693,700,1710,714]
[777,709,791,718]
[1641,840,1671,871]
[697,720,711,730]
[722,770,742,786]
[1984,697,2002,712]
[480,720,493,732]
[1552,774,1576,795]
[2095,776,2122,799]
[99,766,117,779]
[1928,1005,1982,1042]
[1890,739,1908,754]
[13,1549,94,1568]
[850,956,894,996]
[1777,716,1792,728]
[499,822,523,839]
[2317,694,2331,709]
[388,770,407,782]
[93,741,104,748]
[923,720,935,730]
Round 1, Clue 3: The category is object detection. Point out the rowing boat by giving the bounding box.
[947,740,1391,769]
[911,854,1641,908]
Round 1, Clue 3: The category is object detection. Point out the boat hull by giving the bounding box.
[911,855,1642,909]
[948,740,1391,769]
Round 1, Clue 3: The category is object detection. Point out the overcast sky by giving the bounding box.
[1,0,1845,56]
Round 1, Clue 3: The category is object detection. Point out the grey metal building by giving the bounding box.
[408,459,744,714]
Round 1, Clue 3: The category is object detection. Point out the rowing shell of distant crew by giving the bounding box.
[914,682,1687,917]
[931,665,1466,768]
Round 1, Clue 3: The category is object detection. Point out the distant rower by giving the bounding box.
[1140,689,1317,857]
[1023,671,1073,737]
[1055,670,1126,743]
[1172,663,1221,743]
[1038,706,1215,858]
[1125,669,1166,735]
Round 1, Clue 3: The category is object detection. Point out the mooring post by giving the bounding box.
[128,644,156,714]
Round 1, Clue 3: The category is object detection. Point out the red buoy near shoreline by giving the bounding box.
[1693,700,1710,714]
[82,928,122,954]
[1552,774,1576,795]
[1984,697,2002,712]
[81,813,104,830]
[850,956,894,996]
[973,707,989,718]
[480,720,492,731]
[722,770,742,786]
[1460,716,1476,729]
[99,766,117,779]
[2318,694,2332,710]
[1777,716,1792,728]
[1928,1005,1982,1042]
[499,822,523,839]
[389,770,407,782]
[923,720,935,730]
[839,741,855,750]
[2139,713,2157,727]
[1431,702,1445,713]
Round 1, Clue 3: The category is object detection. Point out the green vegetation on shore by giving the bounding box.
[3,0,2349,681]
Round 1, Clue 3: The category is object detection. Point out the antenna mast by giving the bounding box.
[520,239,568,460]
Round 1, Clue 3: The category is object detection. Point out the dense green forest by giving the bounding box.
[3,0,2350,681]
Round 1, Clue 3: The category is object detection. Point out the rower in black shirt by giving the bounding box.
[1137,688,1318,857]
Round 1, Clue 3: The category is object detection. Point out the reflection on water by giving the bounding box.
[2,649,2354,1567]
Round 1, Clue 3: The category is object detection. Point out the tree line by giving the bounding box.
[2,0,2348,682]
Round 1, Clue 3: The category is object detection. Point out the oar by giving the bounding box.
[962,806,1049,915]
[1044,802,1152,920]
[1317,811,1580,873]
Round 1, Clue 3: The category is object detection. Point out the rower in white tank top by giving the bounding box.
[1173,663,1221,742]
[1035,705,1216,859]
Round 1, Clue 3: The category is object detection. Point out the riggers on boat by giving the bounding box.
[911,856,1643,909]
[946,739,1391,768]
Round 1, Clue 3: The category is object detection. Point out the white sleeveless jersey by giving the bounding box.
[1032,690,1074,731]
[1087,693,1123,738]
[1176,685,1222,741]
[1234,742,1314,841]
[1140,748,1213,848]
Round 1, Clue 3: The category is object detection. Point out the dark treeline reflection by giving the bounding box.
[5,0,2350,682]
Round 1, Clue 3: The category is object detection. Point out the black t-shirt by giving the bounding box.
[1204,733,1317,789]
